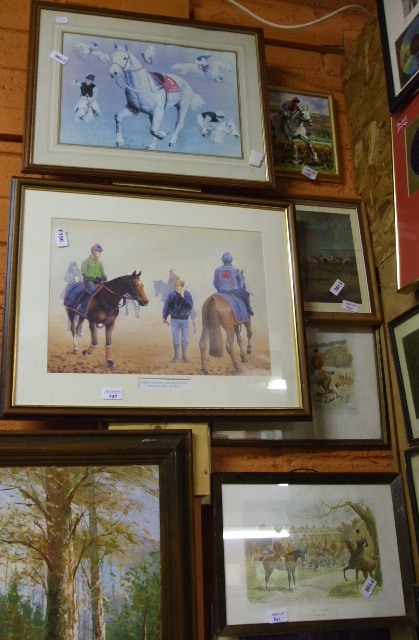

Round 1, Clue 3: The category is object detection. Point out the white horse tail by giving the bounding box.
[191,93,205,110]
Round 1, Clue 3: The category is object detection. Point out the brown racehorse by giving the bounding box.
[199,294,252,375]
[65,271,149,369]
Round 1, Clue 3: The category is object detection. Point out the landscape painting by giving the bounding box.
[0,464,160,639]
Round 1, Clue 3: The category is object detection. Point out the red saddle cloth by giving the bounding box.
[150,72,180,93]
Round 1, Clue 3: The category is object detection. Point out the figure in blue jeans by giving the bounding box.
[162,279,193,362]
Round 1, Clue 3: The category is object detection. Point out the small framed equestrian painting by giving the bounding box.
[405,447,419,551]
[211,324,390,446]
[0,429,196,639]
[22,1,274,189]
[212,472,416,637]
[377,0,419,113]
[388,304,419,445]
[268,87,340,182]
[293,198,381,323]
[0,177,309,419]
[392,92,419,292]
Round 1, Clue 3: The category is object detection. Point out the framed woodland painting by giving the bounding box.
[1,178,309,419]
[0,430,196,639]
[269,87,340,182]
[22,1,274,188]
[213,472,416,637]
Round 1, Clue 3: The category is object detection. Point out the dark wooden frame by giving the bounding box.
[388,303,419,445]
[22,0,274,189]
[0,430,196,639]
[376,0,419,113]
[293,197,381,323]
[212,472,416,636]
[405,446,419,553]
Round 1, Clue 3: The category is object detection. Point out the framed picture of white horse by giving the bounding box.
[212,472,416,636]
[269,87,340,182]
[0,177,309,419]
[22,1,274,189]
[0,429,197,639]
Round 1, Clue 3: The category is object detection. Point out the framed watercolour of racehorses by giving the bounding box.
[1,178,309,419]
[22,1,274,190]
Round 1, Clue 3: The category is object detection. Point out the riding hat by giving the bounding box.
[91,244,103,253]
[86,74,95,80]
[222,252,233,263]
[216,110,225,119]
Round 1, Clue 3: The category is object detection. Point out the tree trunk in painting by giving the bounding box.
[88,469,105,640]
[141,605,148,638]
[347,500,382,584]
[44,468,78,640]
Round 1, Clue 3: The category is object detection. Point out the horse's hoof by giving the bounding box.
[201,370,210,375]
[247,348,252,355]
[151,130,166,140]
[107,360,116,369]
[169,142,176,147]
[82,350,91,357]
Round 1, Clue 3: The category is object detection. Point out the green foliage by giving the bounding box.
[0,580,45,640]
[105,550,161,640]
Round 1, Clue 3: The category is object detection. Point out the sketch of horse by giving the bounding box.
[271,105,319,166]
[109,44,205,149]
[207,119,240,143]
[171,58,231,81]
[74,97,96,123]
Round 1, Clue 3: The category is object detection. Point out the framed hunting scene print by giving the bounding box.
[212,324,389,446]
[0,178,309,419]
[269,87,340,182]
[22,1,274,188]
[212,472,415,637]
[0,430,196,639]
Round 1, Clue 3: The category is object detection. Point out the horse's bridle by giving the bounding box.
[111,50,146,92]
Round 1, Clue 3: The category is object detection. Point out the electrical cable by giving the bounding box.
[224,0,371,30]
